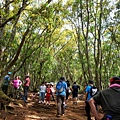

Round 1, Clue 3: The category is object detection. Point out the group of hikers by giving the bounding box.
[2,72,30,103]
[1,71,120,120]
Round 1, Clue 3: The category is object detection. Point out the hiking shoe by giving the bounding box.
[57,114,61,117]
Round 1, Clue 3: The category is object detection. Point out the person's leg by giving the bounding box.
[61,96,65,115]
[48,95,51,105]
[39,92,41,102]
[57,95,62,116]
[41,92,44,103]
[43,92,45,103]
[52,93,55,101]
[2,85,8,95]
[75,93,78,104]
[24,86,28,100]
[85,102,91,120]
[72,93,76,104]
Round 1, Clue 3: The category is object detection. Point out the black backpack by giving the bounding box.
[90,86,98,97]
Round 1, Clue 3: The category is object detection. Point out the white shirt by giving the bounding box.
[39,85,46,92]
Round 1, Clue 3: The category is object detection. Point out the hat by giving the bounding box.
[89,80,93,84]
[50,82,54,85]
[8,72,12,75]
[25,74,29,76]
[110,77,120,84]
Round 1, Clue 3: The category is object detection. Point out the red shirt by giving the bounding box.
[46,88,51,97]
[24,78,30,86]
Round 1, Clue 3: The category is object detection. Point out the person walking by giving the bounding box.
[39,82,46,104]
[89,76,120,120]
[46,84,52,105]
[2,72,12,95]
[50,82,55,102]
[72,82,80,105]
[65,80,71,108]
[85,80,97,120]
[24,74,30,101]
[56,77,67,117]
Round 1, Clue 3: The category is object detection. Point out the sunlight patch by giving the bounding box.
[25,115,48,119]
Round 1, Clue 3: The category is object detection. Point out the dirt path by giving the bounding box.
[0,93,97,120]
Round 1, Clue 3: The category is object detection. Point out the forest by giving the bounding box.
[0,0,120,92]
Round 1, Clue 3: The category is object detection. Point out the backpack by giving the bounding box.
[56,81,64,93]
[90,86,98,97]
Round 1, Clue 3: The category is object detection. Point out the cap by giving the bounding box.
[110,77,120,84]
[8,72,12,75]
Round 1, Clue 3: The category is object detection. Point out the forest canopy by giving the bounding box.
[0,0,119,91]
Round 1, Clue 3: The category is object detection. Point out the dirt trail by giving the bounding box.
[0,93,97,120]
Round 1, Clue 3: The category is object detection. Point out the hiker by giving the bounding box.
[72,82,80,105]
[89,77,120,120]
[65,80,71,108]
[50,82,55,101]
[85,80,97,120]
[46,84,52,105]
[24,74,30,101]
[56,77,67,117]
[2,72,12,95]
[66,80,71,100]
[11,76,22,99]
[39,82,46,104]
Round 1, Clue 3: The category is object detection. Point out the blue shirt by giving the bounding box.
[85,85,92,101]
[3,75,11,85]
[56,81,67,96]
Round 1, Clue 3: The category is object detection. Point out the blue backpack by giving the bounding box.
[56,81,64,93]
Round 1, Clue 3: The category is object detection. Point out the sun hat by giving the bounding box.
[25,74,29,76]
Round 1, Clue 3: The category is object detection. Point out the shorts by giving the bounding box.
[72,92,78,98]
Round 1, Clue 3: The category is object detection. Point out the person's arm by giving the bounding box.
[89,98,102,120]
[84,92,88,102]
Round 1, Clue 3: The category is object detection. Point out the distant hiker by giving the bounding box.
[11,76,22,99]
[2,72,12,95]
[39,82,46,104]
[50,82,55,101]
[66,80,71,100]
[46,84,52,105]
[56,77,67,117]
[72,82,80,105]
[65,80,71,107]
[85,80,97,120]
[89,77,120,120]
[24,74,30,101]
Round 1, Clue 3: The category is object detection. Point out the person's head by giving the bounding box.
[66,80,69,83]
[60,77,65,81]
[8,72,12,75]
[74,82,76,84]
[18,76,20,79]
[47,84,50,88]
[110,77,120,85]
[25,74,29,78]
[15,76,19,79]
[88,80,93,85]
[41,82,44,85]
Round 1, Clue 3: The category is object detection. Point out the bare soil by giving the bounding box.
[0,93,102,120]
